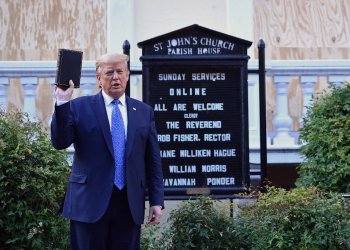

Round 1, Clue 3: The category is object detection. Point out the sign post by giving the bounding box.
[138,24,252,198]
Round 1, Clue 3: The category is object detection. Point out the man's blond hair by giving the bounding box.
[96,53,129,75]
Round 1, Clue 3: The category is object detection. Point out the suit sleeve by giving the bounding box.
[145,109,164,207]
[51,101,76,150]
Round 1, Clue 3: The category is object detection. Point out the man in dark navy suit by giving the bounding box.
[51,53,164,249]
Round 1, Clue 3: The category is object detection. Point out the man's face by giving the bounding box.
[97,61,129,99]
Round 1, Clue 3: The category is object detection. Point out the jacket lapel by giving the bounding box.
[92,91,114,157]
[126,96,137,160]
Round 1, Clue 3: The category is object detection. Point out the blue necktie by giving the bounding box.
[111,100,126,189]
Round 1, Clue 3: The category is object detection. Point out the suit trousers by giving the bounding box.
[69,187,141,250]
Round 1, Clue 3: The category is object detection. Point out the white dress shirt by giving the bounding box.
[101,90,128,138]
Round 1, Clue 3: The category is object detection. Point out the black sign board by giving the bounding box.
[138,24,252,198]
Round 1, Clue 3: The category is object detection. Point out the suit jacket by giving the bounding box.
[51,91,164,225]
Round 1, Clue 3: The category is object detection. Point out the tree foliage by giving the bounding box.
[141,189,350,250]
[0,110,70,249]
[297,83,350,192]
[235,187,350,250]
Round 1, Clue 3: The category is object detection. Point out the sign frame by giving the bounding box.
[138,25,252,198]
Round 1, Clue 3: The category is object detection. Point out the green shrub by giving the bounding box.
[165,197,237,250]
[0,110,70,249]
[235,187,350,250]
[140,189,350,249]
[297,83,350,192]
[141,223,172,250]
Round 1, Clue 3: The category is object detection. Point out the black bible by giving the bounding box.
[55,49,83,89]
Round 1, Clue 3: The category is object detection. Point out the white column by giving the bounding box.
[328,75,345,88]
[130,75,142,100]
[247,74,260,148]
[21,77,38,120]
[49,77,56,110]
[107,0,134,56]
[80,76,97,96]
[0,77,9,111]
[300,76,317,124]
[272,76,294,146]
[227,0,254,58]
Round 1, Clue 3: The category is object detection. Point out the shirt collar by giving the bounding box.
[102,90,126,107]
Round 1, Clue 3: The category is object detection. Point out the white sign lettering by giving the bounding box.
[192,103,224,111]
[166,121,180,129]
[192,73,225,81]
[213,149,236,157]
[202,164,227,173]
[207,177,235,185]
[204,133,231,141]
[160,150,176,158]
[186,121,221,129]
[158,134,171,142]
[169,165,196,173]
[158,73,186,81]
[169,88,206,96]
[173,134,200,142]
[164,178,196,187]
[179,149,211,157]
[154,103,167,111]
[184,113,198,119]
[173,103,187,111]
